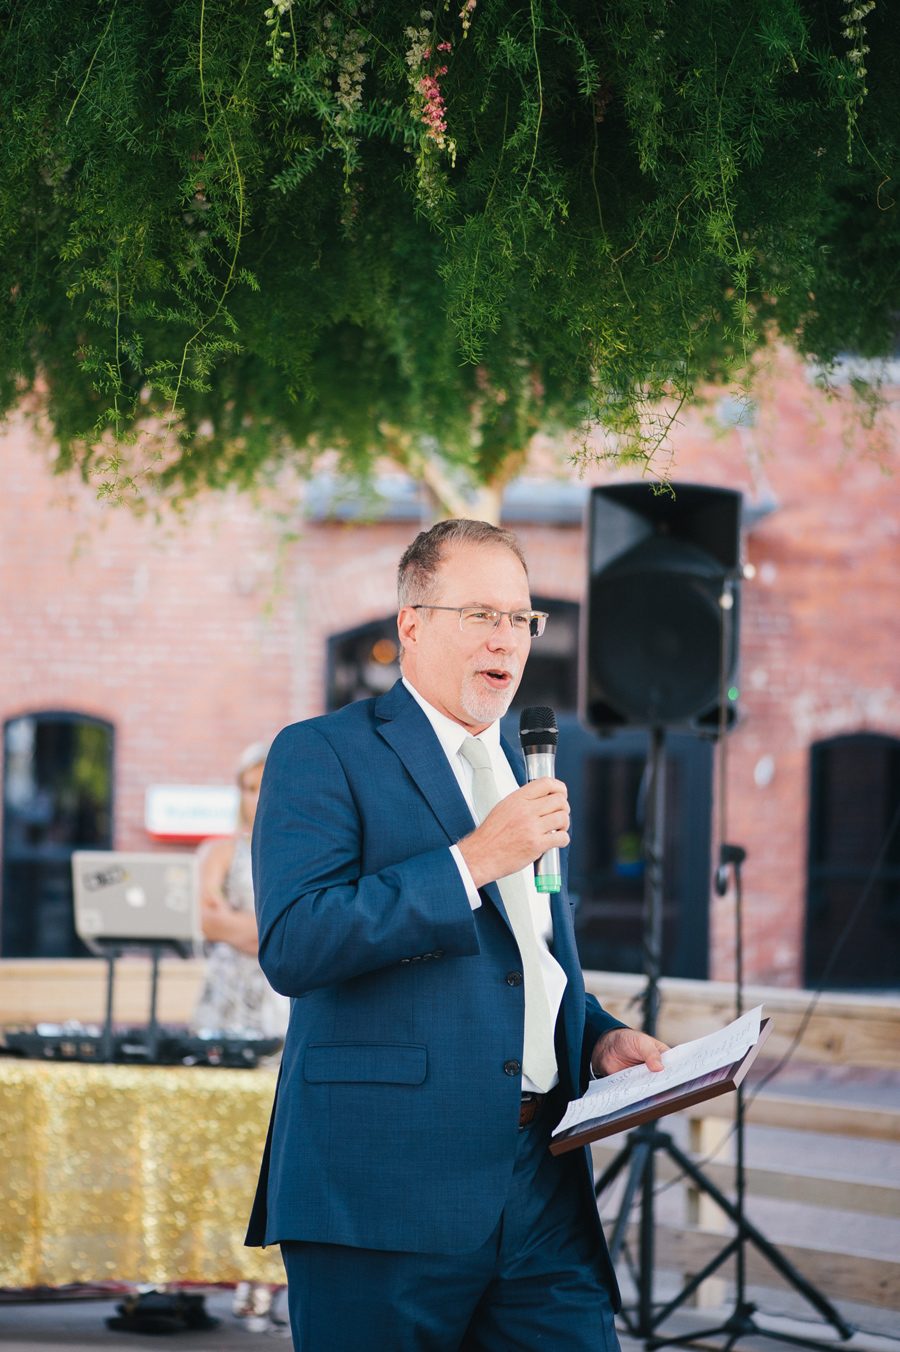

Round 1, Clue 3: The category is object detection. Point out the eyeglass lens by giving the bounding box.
[459,609,546,637]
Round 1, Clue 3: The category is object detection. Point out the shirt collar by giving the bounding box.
[402,677,501,758]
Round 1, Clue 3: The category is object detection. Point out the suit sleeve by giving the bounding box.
[252,723,480,997]
[580,993,629,1087]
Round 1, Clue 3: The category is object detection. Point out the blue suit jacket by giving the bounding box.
[246,681,624,1290]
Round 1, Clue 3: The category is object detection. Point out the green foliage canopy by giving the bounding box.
[2,0,899,502]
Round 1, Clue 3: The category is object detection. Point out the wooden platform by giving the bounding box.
[3,962,899,1072]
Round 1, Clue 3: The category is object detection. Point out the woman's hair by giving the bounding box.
[235,741,270,782]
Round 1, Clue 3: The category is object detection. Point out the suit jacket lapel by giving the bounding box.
[379,693,582,1088]
[501,734,526,787]
[551,888,584,1092]
[375,683,477,849]
[376,684,515,930]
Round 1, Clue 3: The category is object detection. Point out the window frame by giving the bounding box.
[2,710,115,958]
[804,731,900,990]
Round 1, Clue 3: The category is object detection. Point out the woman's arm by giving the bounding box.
[199,838,259,956]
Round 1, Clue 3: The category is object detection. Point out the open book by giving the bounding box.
[550,1005,773,1155]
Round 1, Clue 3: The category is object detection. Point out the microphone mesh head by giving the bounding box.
[519,705,559,748]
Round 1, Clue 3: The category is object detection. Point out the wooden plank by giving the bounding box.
[582,971,900,1071]
[5,963,900,1072]
[693,1092,900,1142]
[0,958,205,1028]
[632,1223,900,1311]
[592,1145,900,1217]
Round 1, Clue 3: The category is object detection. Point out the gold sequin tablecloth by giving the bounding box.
[0,1058,283,1287]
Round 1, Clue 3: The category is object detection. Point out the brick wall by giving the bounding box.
[0,417,296,852]
[2,350,899,985]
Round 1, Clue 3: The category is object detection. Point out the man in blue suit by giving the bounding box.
[247,518,667,1351]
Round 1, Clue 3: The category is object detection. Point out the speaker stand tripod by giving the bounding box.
[595,729,853,1351]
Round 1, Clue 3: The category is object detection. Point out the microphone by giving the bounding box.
[519,706,562,895]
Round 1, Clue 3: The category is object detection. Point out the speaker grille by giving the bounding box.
[589,572,722,724]
[519,705,559,747]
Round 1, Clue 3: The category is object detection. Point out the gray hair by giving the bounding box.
[397,519,529,608]
[235,741,270,782]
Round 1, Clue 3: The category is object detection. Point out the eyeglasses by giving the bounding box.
[411,606,549,637]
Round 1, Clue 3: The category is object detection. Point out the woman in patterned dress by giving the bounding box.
[192,742,290,1040]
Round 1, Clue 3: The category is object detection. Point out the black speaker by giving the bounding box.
[583,483,742,732]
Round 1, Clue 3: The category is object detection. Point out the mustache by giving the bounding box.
[469,660,520,677]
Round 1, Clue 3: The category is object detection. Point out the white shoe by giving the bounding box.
[232,1282,253,1318]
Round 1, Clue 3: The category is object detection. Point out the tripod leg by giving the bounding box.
[594,1137,635,1199]
[102,949,116,1063]
[664,1137,853,1339]
[637,1136,656,1338]
[650,1237,739,1328]
[148,944,161,1061]
[607,1139,651,1263]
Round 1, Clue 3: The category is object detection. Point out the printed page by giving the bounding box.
[552,1005,763,1138]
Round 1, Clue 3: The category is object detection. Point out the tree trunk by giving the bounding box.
[379,424,523,527]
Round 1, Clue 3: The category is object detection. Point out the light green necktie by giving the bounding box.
[459,736,557,1093]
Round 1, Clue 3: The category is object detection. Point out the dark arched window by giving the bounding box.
[806,733,900,988]
[326,597,579,713]
[2,713,114,957]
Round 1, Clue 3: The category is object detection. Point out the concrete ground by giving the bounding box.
[1,1283,897,1352]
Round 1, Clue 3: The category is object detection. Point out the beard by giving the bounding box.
[458,658,521,725]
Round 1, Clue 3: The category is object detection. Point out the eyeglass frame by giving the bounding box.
[409,605,549,637]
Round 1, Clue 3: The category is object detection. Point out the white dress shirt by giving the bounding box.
[402,678,568,1092]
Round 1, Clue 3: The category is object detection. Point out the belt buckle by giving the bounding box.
[518,1092,543,1130]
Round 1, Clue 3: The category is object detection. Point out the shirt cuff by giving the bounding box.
[449,845,482,911]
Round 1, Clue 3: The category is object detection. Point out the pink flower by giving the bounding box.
[420,67,449,137]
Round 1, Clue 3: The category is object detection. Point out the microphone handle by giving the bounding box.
[523,747,562,894]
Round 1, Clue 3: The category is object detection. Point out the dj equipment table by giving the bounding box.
[0,1059,283,1287]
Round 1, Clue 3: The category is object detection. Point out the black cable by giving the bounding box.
[747,791,900,1102]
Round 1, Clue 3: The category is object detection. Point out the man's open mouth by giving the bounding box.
[479,669,513,689]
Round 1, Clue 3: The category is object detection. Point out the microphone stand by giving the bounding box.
[593,739,853,1350]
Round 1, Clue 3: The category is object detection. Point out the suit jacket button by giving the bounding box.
[411,955,422,962]
[400,958,411,965]
[506,970,523,987]
[504,1060,521,1077]
[433,949,444,958]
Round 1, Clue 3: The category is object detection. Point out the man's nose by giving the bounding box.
[486,616,516,645]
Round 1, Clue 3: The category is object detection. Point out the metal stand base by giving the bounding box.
[598,725,853,1352]
[597,1123,853,1351]
[98,939,180,1063]
[649,1302,849,1352]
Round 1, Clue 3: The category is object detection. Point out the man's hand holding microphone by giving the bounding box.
[456,777,570,890]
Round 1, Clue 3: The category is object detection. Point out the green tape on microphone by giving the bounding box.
[535,874,562,894]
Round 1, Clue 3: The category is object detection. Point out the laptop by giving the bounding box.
[72,851,201,953]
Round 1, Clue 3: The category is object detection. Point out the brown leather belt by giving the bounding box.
[519,1093,545,1128]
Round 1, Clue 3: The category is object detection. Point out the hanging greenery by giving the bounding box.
[1,0,898,507]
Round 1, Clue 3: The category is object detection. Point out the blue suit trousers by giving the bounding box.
[280,1090,621,1352]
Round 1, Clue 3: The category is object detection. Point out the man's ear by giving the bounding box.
[397,606,418,654]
